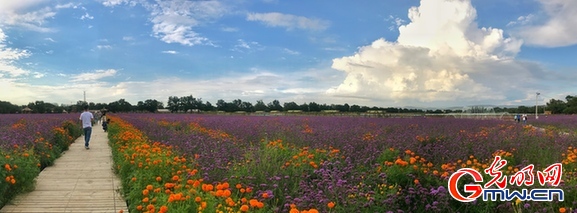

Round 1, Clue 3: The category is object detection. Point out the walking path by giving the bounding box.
[0,124,127,213]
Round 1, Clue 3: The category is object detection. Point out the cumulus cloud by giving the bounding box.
[70,69,117,82]
[247,12,330,31]
[327,0,545,107]
[0,28,31,77]
[516,0,577,47]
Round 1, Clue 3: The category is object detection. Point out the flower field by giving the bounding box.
[531,115,577,135]
[0,114,82,208]
[109,114,577,213]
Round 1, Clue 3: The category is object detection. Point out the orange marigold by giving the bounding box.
[327,202,335,209]
[240,205,250,212]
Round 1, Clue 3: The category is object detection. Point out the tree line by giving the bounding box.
[0,94,576,114]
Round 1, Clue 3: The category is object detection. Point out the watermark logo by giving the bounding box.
[448,156,564,202]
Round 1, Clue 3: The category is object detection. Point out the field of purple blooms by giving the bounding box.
[114,113,577,213]
[530,115,577,134]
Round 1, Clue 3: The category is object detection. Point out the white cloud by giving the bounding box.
[246,12,330,31]
[0,1,58,32]
[221,27,238,32]
[0,65,346,106]
[81,12,94,20]
[283,48,300,55]
[162,50,178,54]
[70,69,117,82]
[55,3,78,9]
[327,0,550,107]
[516,0,577,47]
[507,14,534,27]
[100,0,130,7]
[147,0,227,46]
[231,39,263,53]
[385,15,406,31]
[96,45,112,50]
[100,0,228,46]
[32,72,44,78]
[0,28,31,77]
[122,36,133,41]
[45,37,55,42]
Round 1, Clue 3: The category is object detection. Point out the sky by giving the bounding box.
[0,0,576,108]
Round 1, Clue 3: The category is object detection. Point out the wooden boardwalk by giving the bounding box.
[0,123,127,213]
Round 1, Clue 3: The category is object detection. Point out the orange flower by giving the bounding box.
[414,179,420,185]
[289,209,299,213]
[308,209,319,213]
[559,207,566,213]
[146,185,154,190]
[223,189,232,197]
[195,196,202,202]
[327,202,335,209]
[147,204,155,211]
[240,205,249,212]
[156,176,162,182]
[262,192,269,199]
[159,206,168,213]
[249,199,259,207]
[142,189,149,196]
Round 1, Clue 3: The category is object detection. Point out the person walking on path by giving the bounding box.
[79,105,94,149]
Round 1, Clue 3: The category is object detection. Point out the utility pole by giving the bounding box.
[535,93,541,119]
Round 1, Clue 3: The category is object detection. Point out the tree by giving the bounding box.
[140,99,162,113]
[216,99,227,111]
[254,100,268,112]
[241,101,254,112]
[350,104,361,112]
[232,99,243,111]
[267,100,283,111]
[167,96,180,112]
[308,102,320,112]
[283,102,299,111]
[299,103,309,112]
[0,101,20,113]
[564,95,577,114]
[180,95,199,113]
[203,101,214,111]
[546,99,566,114]
[109,99,132,112]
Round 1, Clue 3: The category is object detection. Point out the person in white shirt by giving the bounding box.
[79,105,94,149]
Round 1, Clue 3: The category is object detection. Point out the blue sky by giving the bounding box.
[0,0,576,108]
